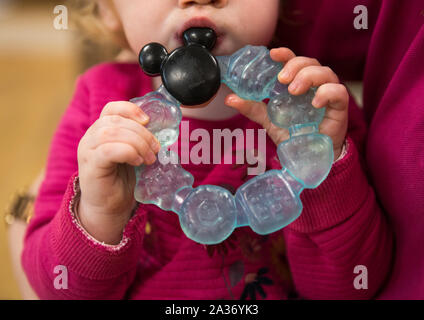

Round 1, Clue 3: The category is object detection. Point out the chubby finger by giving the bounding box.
[95,142,144,169]
[100,101,150,126]
[93,126,158,165]
[289,66,339,95]
[312,83,349,111]
[225,94,269,128]
[225,94,290,145]
[89,115,161,153]
[278,57,321,85]
[270,47,296,63]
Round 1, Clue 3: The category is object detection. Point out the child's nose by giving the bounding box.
[178,0,228,9]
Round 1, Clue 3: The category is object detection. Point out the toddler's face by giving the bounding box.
[110,0,280,56]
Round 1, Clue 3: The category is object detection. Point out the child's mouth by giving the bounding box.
[175,17,224,51]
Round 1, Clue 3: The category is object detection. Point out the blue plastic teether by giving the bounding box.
[131,29,334,244]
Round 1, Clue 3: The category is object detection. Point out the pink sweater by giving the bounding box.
[22,62,393,300]
[275,0,424,299]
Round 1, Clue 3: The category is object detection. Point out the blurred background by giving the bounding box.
[0,0,363,300]
[0,0,119,299]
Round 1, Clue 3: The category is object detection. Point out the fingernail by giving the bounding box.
[226,96,238,104]
[146,151,156,164]
[279,70,289,81]
[312,97,321,108]
[151,140,161,153]
[289,82,299,93]
[137,110,149,123]
[136,156,144,165]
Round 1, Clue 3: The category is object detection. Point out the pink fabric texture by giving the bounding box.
[22,62,393,300]
[23,0,424,300]
[276,0,424,299]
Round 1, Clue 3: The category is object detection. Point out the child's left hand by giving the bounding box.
[224,47,348,160]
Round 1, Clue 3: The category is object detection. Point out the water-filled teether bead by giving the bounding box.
[267,82,325,129]
[183,27,217,50]
[235,170,303,235]
[179,186,237,244]
[217,46,282,101]
[277,126,334,188]
[162,44,220,106]
[134,150,194,211]
[139,43,168,76]
[131,90,182,147]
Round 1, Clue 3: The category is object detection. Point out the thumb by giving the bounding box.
[225,94,270,129]
[225,94,290,145]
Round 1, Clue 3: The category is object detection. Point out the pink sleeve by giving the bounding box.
[21,76,148,299]
[270,96,394,299]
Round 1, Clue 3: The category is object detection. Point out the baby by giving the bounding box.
[22,0,393,300]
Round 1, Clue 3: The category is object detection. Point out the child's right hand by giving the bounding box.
[77,101,161,244]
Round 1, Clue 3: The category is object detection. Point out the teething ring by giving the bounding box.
[131,28,334,245]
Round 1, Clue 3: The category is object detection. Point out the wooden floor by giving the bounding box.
[0,4,79,299]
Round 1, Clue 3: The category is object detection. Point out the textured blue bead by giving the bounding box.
[132,46,334,244]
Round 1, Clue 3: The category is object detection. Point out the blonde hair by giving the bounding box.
[68,1,104,40]
[68,0,127,48]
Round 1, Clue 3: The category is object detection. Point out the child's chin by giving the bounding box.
[213,45,245,58]
[181,99,213,109]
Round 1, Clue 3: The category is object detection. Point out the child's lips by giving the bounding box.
[175,17,224,50]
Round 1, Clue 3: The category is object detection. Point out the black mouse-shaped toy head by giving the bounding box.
[138,28,221,106]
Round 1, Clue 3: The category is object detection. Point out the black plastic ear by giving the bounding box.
[138,43,168,76]
[183,28,216,51]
